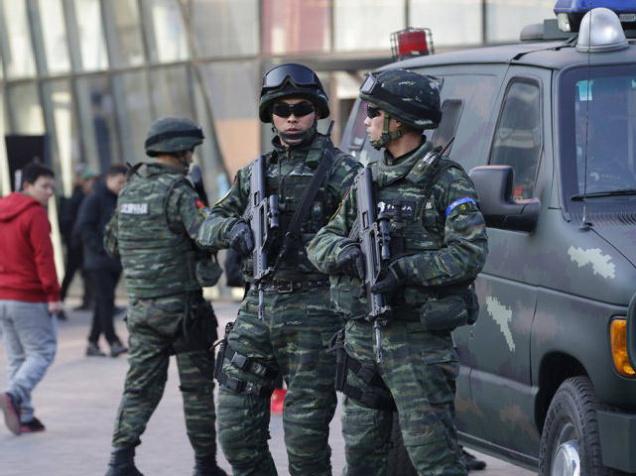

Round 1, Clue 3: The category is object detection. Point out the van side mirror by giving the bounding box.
[469,165,541,232]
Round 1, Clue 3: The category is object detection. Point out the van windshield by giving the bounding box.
[560,66,636,205]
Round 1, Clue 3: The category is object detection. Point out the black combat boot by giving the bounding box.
[192,455,227,476]
[105,447,144,476]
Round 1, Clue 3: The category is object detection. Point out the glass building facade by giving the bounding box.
[0,0,555,202]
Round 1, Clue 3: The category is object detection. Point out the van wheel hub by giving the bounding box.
[550,428,580,476]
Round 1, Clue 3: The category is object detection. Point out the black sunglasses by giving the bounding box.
[366,104,382,119]
[272,102,315,118]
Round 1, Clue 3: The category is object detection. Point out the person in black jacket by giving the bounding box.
[59,167,98,314]
[76,164,128,357]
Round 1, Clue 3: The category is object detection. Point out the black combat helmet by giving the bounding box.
[258,63,330,123]
[359,69,442,130]
[144,117,204,157]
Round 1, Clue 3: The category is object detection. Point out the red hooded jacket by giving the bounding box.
[0,192,60,303]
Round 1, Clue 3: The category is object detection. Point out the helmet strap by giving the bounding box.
[274,121,317,148]
[370,113,404,150]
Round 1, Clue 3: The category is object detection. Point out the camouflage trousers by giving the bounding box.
[342,318,466,476]
[112,294,218,462]
[217,287,341,476]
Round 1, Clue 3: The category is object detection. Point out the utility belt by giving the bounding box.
[260,278,329,294]
[330,329,396,412]
[214,322,279,398]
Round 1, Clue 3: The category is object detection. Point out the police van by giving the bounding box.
[340,2,636,475]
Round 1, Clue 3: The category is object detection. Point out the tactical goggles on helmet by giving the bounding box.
[272,101,315,118]
[144,128,204,149]
[262,64,321,90]
[360,74,379,95]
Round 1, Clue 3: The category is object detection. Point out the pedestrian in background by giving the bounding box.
[0,162,61,435]
[59,165,97,314]
[76,164,128,358]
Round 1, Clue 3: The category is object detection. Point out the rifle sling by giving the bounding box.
[273,149,334,269]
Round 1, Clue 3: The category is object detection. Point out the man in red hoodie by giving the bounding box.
[0,162,61,435]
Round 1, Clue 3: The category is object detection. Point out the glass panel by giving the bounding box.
[262,0,330,54]
[74,0,109,70]
[108,0,145,67]
[490,80,542,200]
[76,77,119,173]
[334,0,404,52]
[149,0,189,62]
[112,71,152,164]
[7,83,44,134]
[42,80,79,196]
[410,0,482,46]
[486,0,554,43]
[150,65,194,117]
[0,86,10,196]
[198,61,259,186]
[190,0,258,57]
[1,0,36,78]
[37,0,71,74]
[559,66,636,207]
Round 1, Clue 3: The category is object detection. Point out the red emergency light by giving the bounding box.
[390,27,434,61]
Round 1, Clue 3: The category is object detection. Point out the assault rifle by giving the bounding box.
[355,166,392,363]
[246,155,280,320]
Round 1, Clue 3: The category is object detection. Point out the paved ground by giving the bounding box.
[0,299,535,475]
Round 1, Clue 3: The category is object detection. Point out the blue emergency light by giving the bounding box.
[554,0,636,31]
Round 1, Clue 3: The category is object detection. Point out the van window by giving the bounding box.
[489,80,542,201]
[559,65,636,207]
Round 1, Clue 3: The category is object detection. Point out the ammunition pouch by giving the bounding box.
[214,321,278,398]
[331,329,396,411]
[419,283,479,332]
[171,293,218,355]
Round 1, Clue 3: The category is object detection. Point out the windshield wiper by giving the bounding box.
[571,189,636,201]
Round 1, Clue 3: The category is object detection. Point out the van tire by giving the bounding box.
[539,376,619,476]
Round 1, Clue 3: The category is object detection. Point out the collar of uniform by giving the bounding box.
[269,132,328,168]
[374,140,432,187]
[144,161,186,176]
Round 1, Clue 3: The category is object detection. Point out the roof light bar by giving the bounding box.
[554,0,636,32]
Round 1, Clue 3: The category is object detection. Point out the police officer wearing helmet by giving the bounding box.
[196,63,360,475]
[103,117,226,476]
[308,69,488,475]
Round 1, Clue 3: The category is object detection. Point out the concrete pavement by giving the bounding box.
[0,300,534,475]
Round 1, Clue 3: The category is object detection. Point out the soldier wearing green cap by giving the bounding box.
[103,117,226,476]
[195,63,360,476]
[307,69,489,475]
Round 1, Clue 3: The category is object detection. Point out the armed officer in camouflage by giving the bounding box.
[307,69,488,475]
[196,63,359,476]
[103,117,226,476]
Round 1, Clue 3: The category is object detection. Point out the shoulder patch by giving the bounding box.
[445,197,477,217]
[121,203,149,215]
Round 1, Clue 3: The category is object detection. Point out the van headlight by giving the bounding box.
[610,318,636,377]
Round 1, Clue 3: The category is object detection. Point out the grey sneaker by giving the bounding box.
[110,342,128,358]
[86,343,106,357]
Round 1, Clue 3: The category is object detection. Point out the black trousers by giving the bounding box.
[60,244,92,306]
[87,268,121,346]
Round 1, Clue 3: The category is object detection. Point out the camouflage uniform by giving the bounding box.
[105,157,221,474]
[197,132,360,476]
[307,70,488,476]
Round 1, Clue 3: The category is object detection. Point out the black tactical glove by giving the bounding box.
[335,245,365,280]
[371,268,401,295]
[227,221,254,257]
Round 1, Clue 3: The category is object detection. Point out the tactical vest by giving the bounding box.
[246,134,341,280]
[331,144,462,319]
[116,164,199,299]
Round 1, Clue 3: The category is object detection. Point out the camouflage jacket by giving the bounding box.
[104,162,212,299]
[196,133,360,280]
[307,140,488,317]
